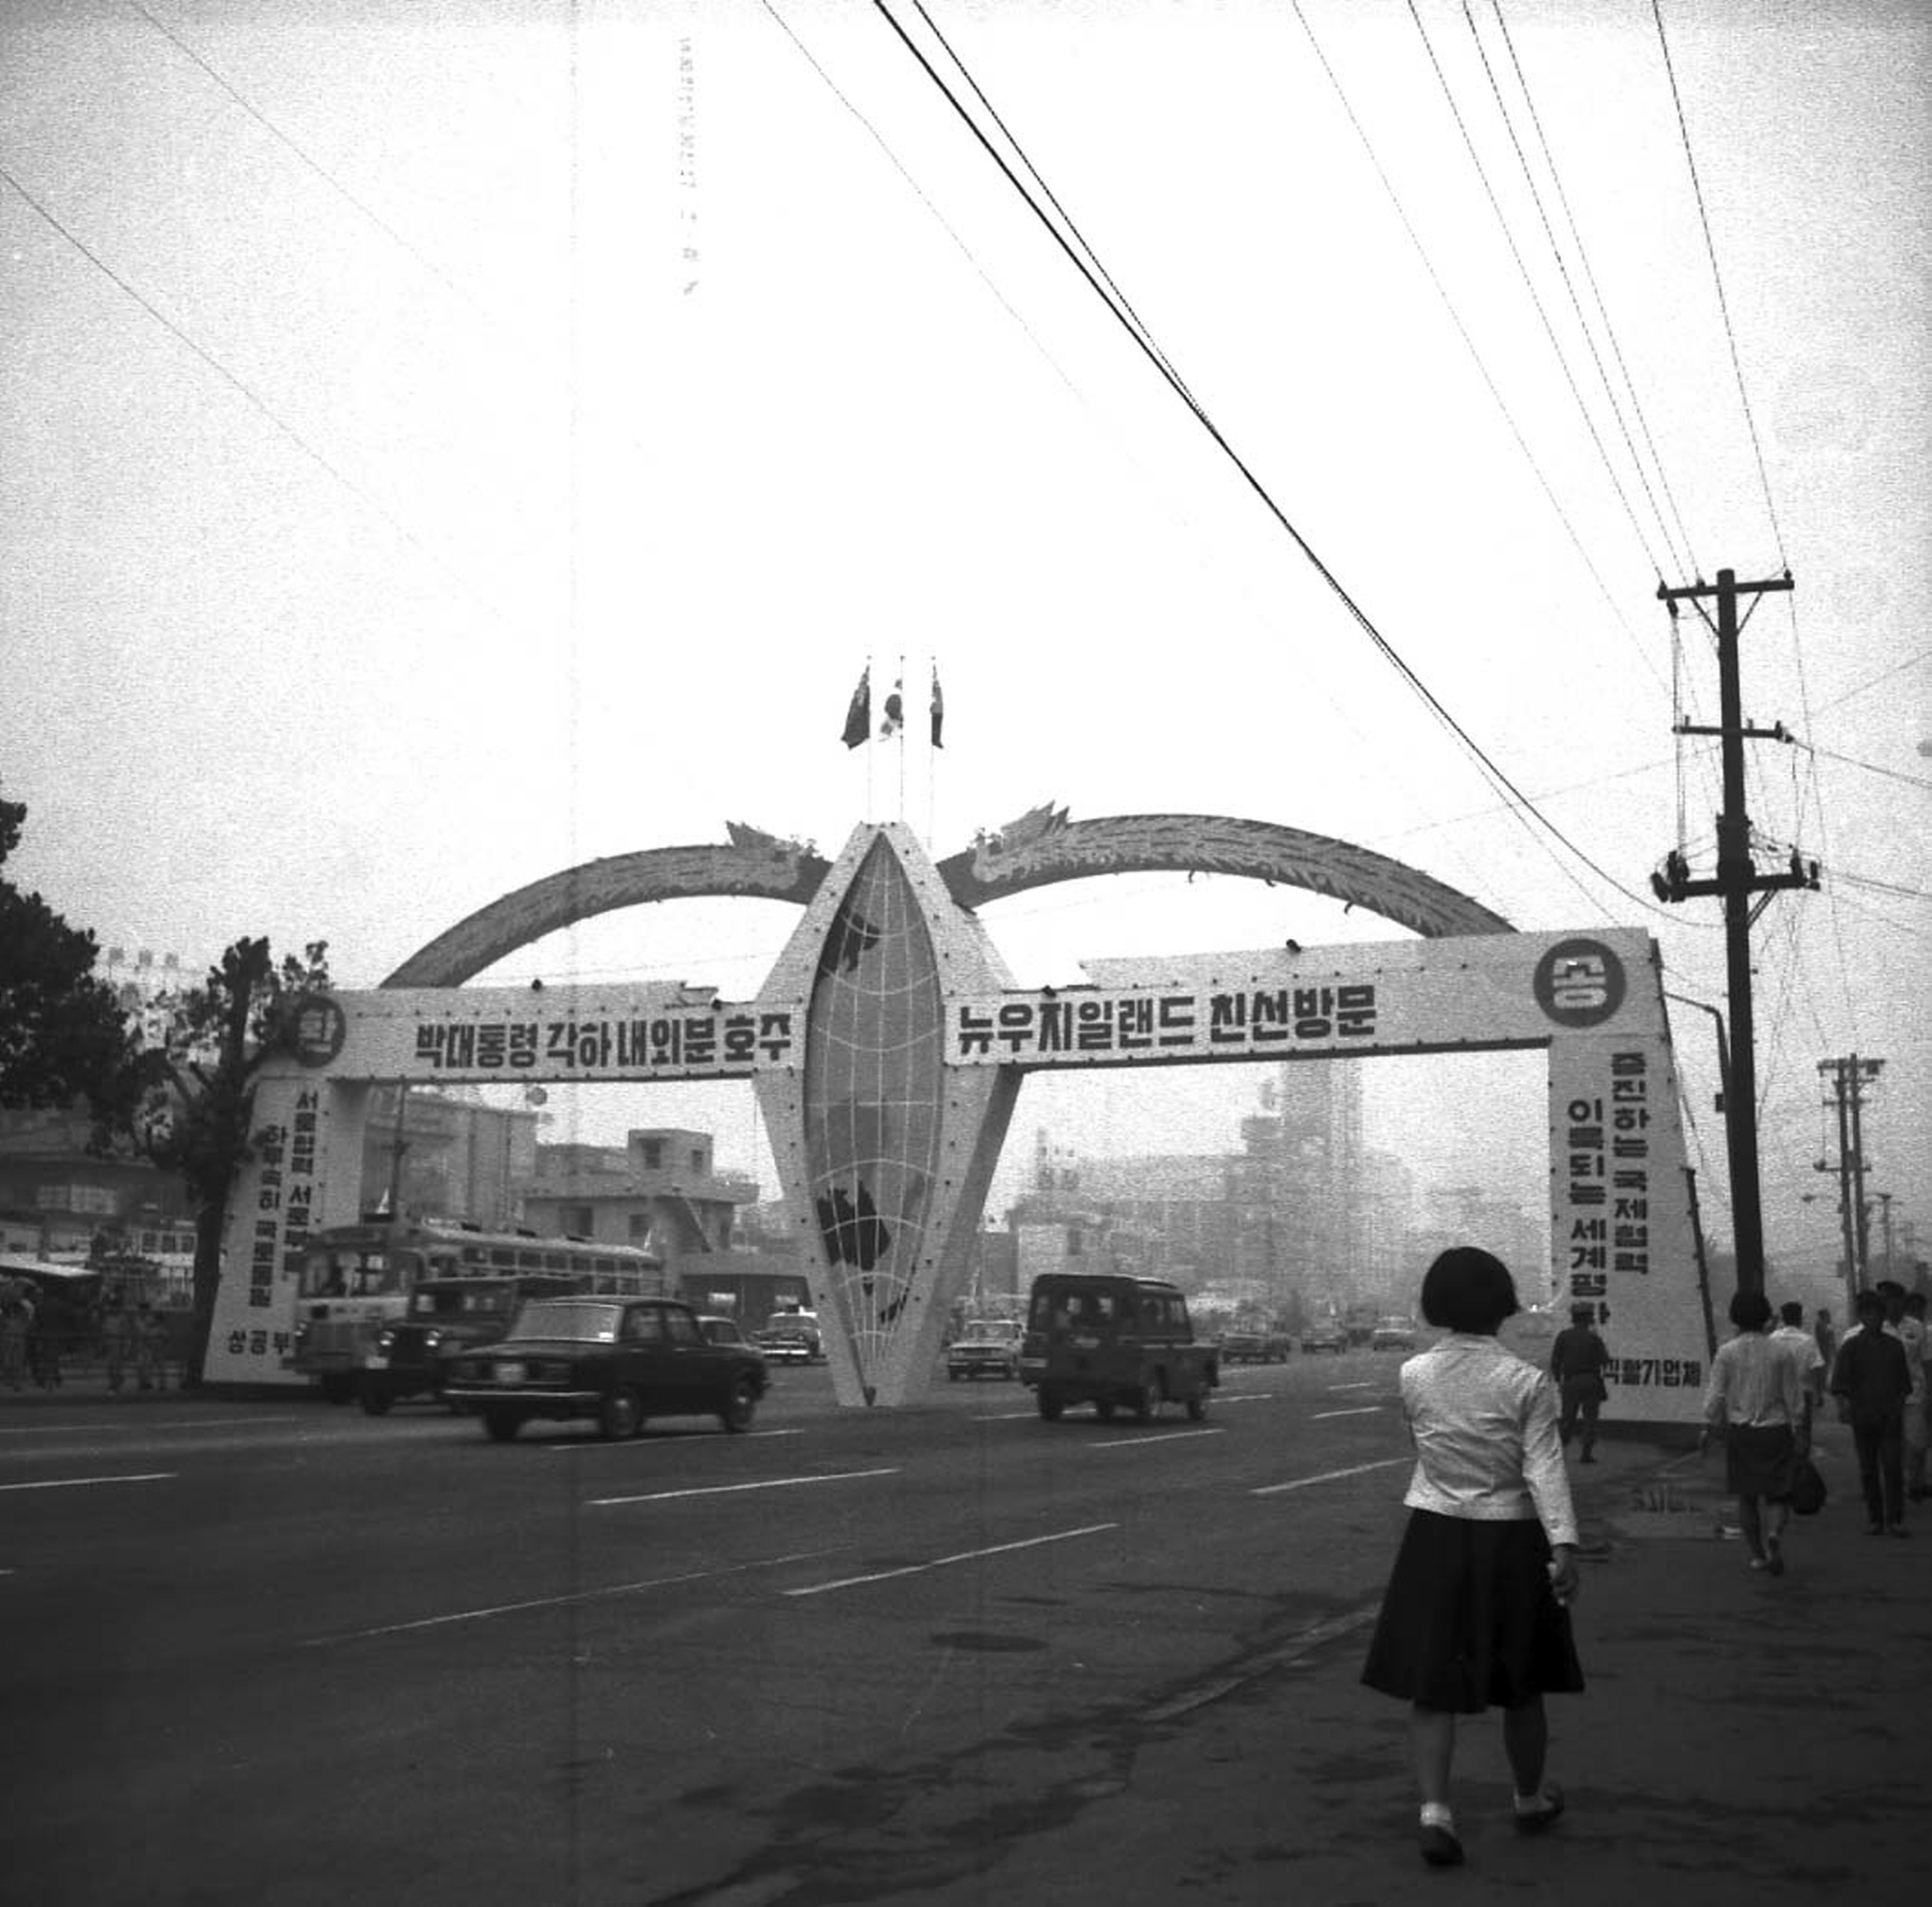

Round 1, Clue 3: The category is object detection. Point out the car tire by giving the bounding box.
[1037,1387,1065,1421]
[599,1387,642,1441]
[718,1375,759,1434]
[482,1408,523,1442]
[1094,1399,1117,1423]
[358,1380,393,1417]
[1185,1387,1209,1423]
[1135,1380,1161,1424]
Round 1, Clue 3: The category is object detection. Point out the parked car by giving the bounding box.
[1299,1324,1350,1354]
[697,1315,753,1350]
[1370,1318,1417,1352]
[946,1321,1022,1380]
[1020,1272,1218,1423]
[441,1295,768,1440]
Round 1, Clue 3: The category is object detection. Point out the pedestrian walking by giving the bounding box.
[1903,1292,1930,1502]
[1548,1303,1610,1463]
[1813,1307,1837,1385]
[1831,1289,1914,1536]
[133,1302,166,1391]
[0,1295,28,1390]
[1699,1290,1806,1577]
[1361,1245,1581,1869]
[100,1292,133,1393]
[1771,1301,1826,1417]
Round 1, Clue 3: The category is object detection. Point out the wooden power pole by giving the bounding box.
[1653,568,1816,1296]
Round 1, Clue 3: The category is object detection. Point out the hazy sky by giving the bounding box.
[3,0,1926,1277]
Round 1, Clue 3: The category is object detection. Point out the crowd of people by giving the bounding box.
[1360,1247,1928,1872]
[0,1281,175,1393]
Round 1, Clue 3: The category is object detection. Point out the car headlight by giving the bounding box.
[293,1324,308,1348]
[422,1329,440,1349]
[375,1327,395,1351]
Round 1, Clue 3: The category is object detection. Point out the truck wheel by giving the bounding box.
[1185,1387,1209,1423]
[359,1380,393,1417]
[1135,1380,1162,1424]
[718,1375,759,1434]
[1094,1399,1117,1423]
[1037,1387,1065,1422]
[482,1408,523,1442]
[599,1387,642,1440]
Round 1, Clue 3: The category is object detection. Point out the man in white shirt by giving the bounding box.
[1771,1301,1826,1420]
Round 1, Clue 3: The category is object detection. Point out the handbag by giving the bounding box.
[1788,1453,1828,1517]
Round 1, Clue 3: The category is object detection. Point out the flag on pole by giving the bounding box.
[929,669,945,748]
[879,677,904,739]
[841,667,871,748]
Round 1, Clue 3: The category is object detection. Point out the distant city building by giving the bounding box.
[362,1085,540,1230]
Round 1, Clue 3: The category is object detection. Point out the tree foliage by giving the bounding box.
[0,795,146,1124]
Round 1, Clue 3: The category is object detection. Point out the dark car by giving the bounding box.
[753,1311,823,1365]
[1219,1330,1292,1365]
[1370,1318,1418,1352]
[946,1322,1022,1380]
[1020,1271,1218,1423]
[359,1274,580,1415]
[1299,1324,1349,1354]
[441,1295,768,1441]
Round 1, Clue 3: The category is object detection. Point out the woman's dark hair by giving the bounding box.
[1419,1247,1520,1333]
[1727,1290,1773,1331]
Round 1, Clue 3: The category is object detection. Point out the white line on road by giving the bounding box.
[784,1523,1119,1598]
[589,1466,897,1506]
[1310,1407,1382,1420]
[1090,1427,1227,1450]
[301,1549,837,1646]
[0,1417,310,1437]
[1250,1456,1409,1496]
[0,1472,176,1493]
[551,1426,806,1450]
[1327,1381,1378,1391]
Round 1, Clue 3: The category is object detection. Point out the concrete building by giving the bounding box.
[361,1085,539,1229]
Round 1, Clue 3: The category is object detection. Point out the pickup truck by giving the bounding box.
[1019,1272,1218,1424]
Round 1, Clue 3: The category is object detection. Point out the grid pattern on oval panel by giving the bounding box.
[801,837,944,1390]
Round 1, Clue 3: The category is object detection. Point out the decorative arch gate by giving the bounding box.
[213,815,1709,1425]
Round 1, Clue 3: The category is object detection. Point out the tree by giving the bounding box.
[0,794,146,1126]
[134,937,331,1389]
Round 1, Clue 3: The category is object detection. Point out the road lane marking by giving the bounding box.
[1327,1381,1378,1391]
[784,1523,1118,1598]
[1090,1427,1227,1450]
[589,1466,896,1506]
[1251,1456,1410,1496]
[301,1549,838,1646]
[551,1427,805,1450]
[0,1472,176,1493]
[0,1417,309,1437]
[1310,1407,1382,1420]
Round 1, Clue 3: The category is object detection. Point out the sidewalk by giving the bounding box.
[836,1428,1927,1907]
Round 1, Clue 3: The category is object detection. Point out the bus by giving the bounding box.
[289,1218,669,1404]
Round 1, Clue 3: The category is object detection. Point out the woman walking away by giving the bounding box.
[1361,1246,1583,1869]
[1700,1290,1806,1573]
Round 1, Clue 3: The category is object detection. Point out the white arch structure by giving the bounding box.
[213,818,1711,1424]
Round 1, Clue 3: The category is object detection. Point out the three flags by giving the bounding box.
[841,666,943,749]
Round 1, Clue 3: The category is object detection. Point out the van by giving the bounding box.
[1019,1272,1218,1424]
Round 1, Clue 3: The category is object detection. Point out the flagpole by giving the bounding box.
[895,650,907,824]
[925,654,937,852]
[865,653,874,823]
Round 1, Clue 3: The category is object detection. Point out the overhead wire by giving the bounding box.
[1463,0,1694,580]
[1649,0,1787,565]
[864,0,1677,925]
[1406,0,1672,585]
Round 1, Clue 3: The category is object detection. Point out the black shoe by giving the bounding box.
[1419,1822,1464,1866]
[1514,1785,1566,1834]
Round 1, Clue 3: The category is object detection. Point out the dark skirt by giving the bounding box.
[1724,1422,1798,1501]
[1360,1509,1585,1713]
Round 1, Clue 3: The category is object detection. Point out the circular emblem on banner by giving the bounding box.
[286,993,349,1067]
[1533,939,1627,1029]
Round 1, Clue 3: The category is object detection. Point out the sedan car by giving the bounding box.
[1370,1319,1418,1352]
[442,1295,768,1440]
[1298,1324,1350,1354]
[946,1324,1022,1380]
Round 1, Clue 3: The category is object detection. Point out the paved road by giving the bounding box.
[2,1352,1421,1905]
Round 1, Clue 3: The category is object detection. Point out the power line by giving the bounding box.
[1649,0,1786,564]
[1406,0,1671,583]
[1486,0,1701,579]
[1463,0,1690,579]
[1287,0,1672,703]
[867,0,1673,925]
[1802,743,1932,794]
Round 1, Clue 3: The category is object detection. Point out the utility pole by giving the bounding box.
[1653,569,1815,1297]
[1816,1055,1884,1306]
